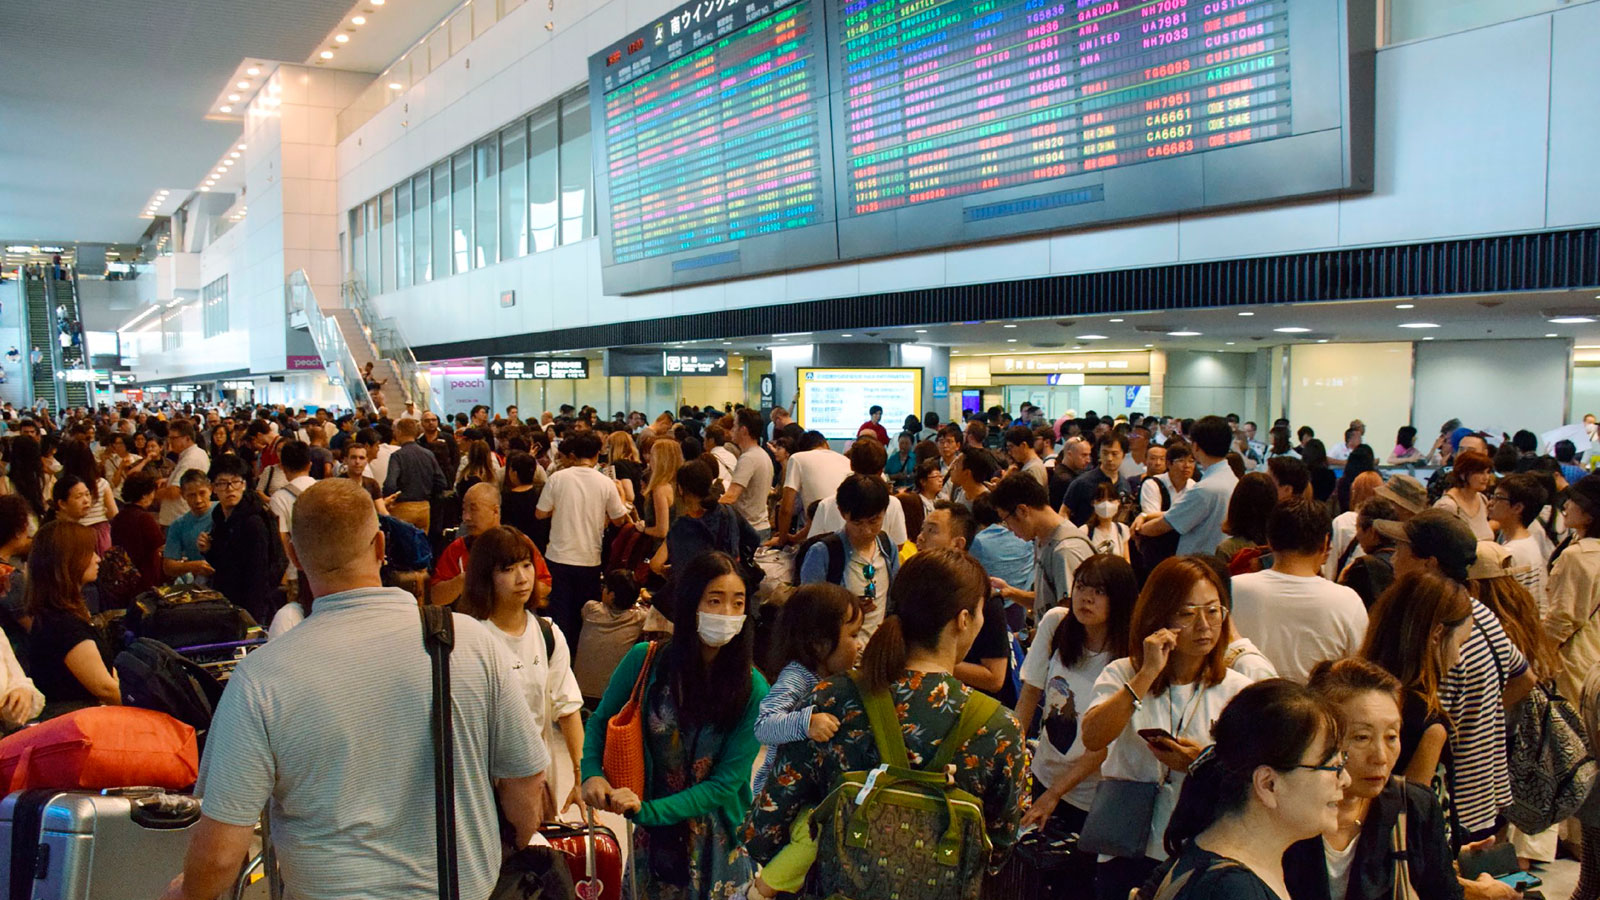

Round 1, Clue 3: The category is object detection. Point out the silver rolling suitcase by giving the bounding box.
[0,788,200,900]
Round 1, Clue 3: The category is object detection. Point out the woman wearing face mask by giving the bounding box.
[1283,658,1463,900]
[743,548,1028,895]
[1087,483,1131,560]
[1080,556,1258,900]
[580,551,769,900]
[1136,680,1349,900]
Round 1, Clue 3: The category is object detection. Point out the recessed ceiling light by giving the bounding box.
[1274,326,1311,334]
[320,50,335,59]
[219,105,233,113]
[1395,303,1415,309]
[1316,339,1330,343]
[1546,333,1559,338]
[246,66,261,76]
[158,190,169,196]
[230,152,241,159]
[1398,322,1439,329]
[1422,336,1434,341]
[237,143,247,150]
[1144,343,1154,348]
[1225,341,1236,345]
[841,334,852,337]
[1003,324,1017,328]
[335,33,350,43]
[1237,311,1254,317]
[1078,334,1108,340]
[721,341,731,345]
[914,329,927,333]
[372,0,384,5]
[236,81,250,89]
[1006,339,1018,343]
[200,187,211,191]
[1550,316,1596,324]
[388,82,403,90]
[228,94,241,102]
[1167,330,1201,337]
[352,15,367,24]
[1109,318,1124,323]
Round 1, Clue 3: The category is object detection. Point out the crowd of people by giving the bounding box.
[0,397,1593,900]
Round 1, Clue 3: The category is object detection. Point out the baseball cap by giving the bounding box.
[1373,509,1479,582]
[1466,541,1530,582]
[1373,474,1427,516]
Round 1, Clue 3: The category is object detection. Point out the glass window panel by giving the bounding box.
[528,107,560,253]
[350,207,366,284]
[432,161,451,281]
[450,8,473,55]
[475,0,497,37]
[378,189,395,294]
[451,149,473,275]
[558,93,594,244]
[395,180,412,289]
[364,199,379,290]
[428,27,450,72]
[474,137,498,268]
[499,121,528,259]
[413,173,432,284]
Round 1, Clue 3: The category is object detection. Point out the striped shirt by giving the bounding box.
[1439,598,1527,834]
[198,587,548,900]
[752,661,821,795]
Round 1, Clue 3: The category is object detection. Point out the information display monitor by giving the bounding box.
[589,0,840,293]
[797,367,923,439]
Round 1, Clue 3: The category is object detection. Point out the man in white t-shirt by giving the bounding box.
[704,424,738,490]
[1490,472,1550,610]
[774,432,852,545]
[1230,499,1368,683]
[266,440,318,582]
[720,408,774,540]
[807,438,909,546]
[1138,443,1194,515]
[156,419,210,526]
[534,432,630,648]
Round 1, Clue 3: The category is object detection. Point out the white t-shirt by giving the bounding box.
[783,448,853,518]
[368,443,398,488]
[160,444,210,526]
[1020,607,1112,812]
[841,540,891,642]
[536,465,628,567]
[1139,474,1190,515]
[729,445,774,532]
[1090,659,1254,861]
[1324,835,1359,900]
[80,477,115,526]
[1325,510,1365,581]
[1085,521,1129,558]
[1500,534,1549,613]
[488,612,584,753]
[268,475,318,534]
[708,445,738,489]
[1229,569,1368,683]
[809,492,908,546]
[268,601,306,640]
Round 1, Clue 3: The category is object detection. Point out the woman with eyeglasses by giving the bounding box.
[1135,680,1348,900]
[198,455,277,624]
[1282,658,1462,900]
[1081,556,1259,900]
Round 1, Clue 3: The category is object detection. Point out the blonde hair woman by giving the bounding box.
[636,438,682,540]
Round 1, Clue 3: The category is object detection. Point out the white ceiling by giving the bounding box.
[0,0,446,245]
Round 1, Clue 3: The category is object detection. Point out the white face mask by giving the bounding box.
[1094,501,1120,520]
[696,611,746,647]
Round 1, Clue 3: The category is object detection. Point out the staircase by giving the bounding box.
[22,273,58,411]
[285,271,376,414]
[285,271,427,415]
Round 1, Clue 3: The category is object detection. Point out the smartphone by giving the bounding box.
[1138,728,1176,744]
[1496,871,1541,891]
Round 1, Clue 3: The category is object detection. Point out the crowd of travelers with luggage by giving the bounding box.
[0,397,1597,900]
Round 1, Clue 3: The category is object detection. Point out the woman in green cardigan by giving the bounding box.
[582,550,770,900]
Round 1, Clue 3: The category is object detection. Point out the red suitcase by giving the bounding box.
[540,812,623,900]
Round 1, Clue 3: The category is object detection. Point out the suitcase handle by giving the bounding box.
[127,792,202,829]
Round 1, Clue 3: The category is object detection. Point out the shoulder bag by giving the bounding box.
[1390,777,1419,900]
[602,641,660,796]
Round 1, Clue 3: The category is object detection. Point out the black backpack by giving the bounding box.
[254,502,291,588]
[114,638,225,743]
[128,585,256,649]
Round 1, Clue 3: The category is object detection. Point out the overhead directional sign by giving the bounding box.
[488,356,590,380]
[663,351,728,376]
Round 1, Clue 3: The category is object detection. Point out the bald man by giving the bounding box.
[166,479,548,900]
[431,482,550,607]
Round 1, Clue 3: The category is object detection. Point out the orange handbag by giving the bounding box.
[602,642,659,795]
[0,707,199,792]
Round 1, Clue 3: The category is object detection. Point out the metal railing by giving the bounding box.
[286,271,376,413]
[341,277,428,412]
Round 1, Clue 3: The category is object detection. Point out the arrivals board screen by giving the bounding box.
[798,368,923,439]
[589,0,1371,291]
[589,0,839,293]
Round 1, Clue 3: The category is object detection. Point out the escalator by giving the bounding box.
[47,273,90,409]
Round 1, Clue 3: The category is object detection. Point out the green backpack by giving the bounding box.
[808,674,1003,900]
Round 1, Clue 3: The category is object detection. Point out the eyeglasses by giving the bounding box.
[212,478,244,489]
[1490,494,1511,502]
[1290,750,1348,775]
[1170,604,1228,628]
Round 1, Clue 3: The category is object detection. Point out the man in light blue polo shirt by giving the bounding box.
[1134,416,1238,558]
[164,479,548,900]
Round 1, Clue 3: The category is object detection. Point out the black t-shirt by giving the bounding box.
[963,594,1016,707]
[501,488,542,537]
[28,608,103,709]
[1152,847,1278,900]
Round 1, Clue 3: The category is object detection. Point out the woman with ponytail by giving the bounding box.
[742,548,1027,881]
[1137,679,1347,899]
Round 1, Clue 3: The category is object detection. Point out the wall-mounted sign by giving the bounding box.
[220,380,255,390]
[111,372,136,385]
[488,357,589,380]
[286,355,323,371]
[664,351,727,376]
[1045,374,1087,386]
[63,370,105,383]
[759,373,777,413]
[499,290,516,308]
[932,376,948,399]
[168,383,201,391]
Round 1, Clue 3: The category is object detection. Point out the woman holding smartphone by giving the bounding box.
[1081,556,1258,900]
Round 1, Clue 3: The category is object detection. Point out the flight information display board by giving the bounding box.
[590,0,839,293]
[589,0,1371,291]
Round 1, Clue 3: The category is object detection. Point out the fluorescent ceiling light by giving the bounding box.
[1274,326,1311,334]
[1395,303,1415,309]
[1398,322,1439,329]
[1078,334,1108,340]
[388,82,403,90]
[1547,333,1559,338]
[1109,318,1123,323]
[219,105,232,113]
[1237,311,1254,317]
[914,329,927,333]
[1006,339,1017,343]
[237,143,247,150]
[1167,330,1201,337]
[228,94,241,102]
[1003,324,1017,328]
[1550,316,1596,324]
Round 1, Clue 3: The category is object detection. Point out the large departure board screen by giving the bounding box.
[589,0,1371,292]
[589,0,839,293]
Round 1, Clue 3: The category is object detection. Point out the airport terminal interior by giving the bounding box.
[4,0,1600,897]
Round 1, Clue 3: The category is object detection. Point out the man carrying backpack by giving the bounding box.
[798,474,901,642]
[200,455,287,625]
[267,441,316,592]
[989,472,1095,623]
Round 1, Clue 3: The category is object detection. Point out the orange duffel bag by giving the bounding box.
[0,707,199,792]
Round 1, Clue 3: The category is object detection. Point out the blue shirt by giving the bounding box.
[163,504,216,562]
[1561,463,1587,485]
[1164,459,1238,557]
[752,661,821,794]
[970,524,1034,594]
